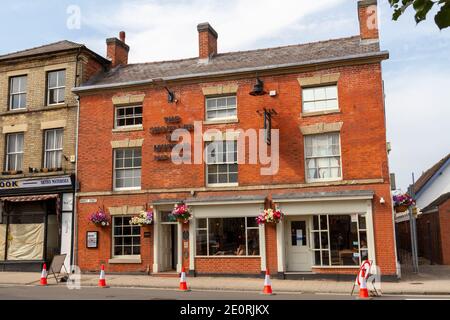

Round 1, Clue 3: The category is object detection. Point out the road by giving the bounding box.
[0,284,448,300]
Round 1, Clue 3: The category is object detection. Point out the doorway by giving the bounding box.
[160,223,178,272]
[286,217,312,272]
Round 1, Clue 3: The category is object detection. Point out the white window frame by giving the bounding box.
[195,217,260,257]
[112,215,141,259]
[114,105,143,129]
[311,214,368,267]
[47,70,66,106]
[5,133,24,171]
[205,140,238,187]
[9,75,27,110]
[302,85,339,113]
[205,95,237,121]
[44,128,64,169]
[113,148,142,191]
[304,132,342,183]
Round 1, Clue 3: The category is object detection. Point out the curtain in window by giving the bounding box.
[45,129,63,168]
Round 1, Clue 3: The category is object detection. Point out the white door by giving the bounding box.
[286,217,312,272]
[160,225,173,271]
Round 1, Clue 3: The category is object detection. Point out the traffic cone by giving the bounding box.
[262,270,273,295]
[40,264,48,286]
[179,267,189,291]
[358,269,369,299]
[98,264,107,288]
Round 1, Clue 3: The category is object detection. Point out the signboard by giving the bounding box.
[62,193,74,211]
[80,198,97,204]
[0,176,72,191]
[86,231,98,248]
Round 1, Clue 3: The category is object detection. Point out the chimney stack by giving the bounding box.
[106,31,130,68]
[197,22,218,60]
[358,0,379,42]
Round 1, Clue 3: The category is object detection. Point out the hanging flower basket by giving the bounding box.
[129,209,154,226]
[393,193,415,213]
[89,208,110,227]
[170,203,192,224]
[256,208,284,225]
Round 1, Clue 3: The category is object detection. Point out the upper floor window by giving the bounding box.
[206,96,237,121]
[9,76,27,110]
[5,133,24,171]
[205,140,238,186]
[114,148,141,191]
[115,105,143,128]
[302,85,338,113]
[304,133,341,182]
[44,128,64,169]
[47,70,66,105]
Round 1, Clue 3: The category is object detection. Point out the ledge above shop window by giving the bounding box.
[111,138,144,148]
[202,84,239,96]
[297,73,340,88]
[109,205,144,216]
[108,257,142,264]
[299,121,343,135]
[112,94,145,105]
[2,124,28,134]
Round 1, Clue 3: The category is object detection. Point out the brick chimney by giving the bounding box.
[197,23,218,60]
[106,31,130,68]
[358,0,379,41]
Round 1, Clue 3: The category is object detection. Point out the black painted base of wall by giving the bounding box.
[0,261,44,272]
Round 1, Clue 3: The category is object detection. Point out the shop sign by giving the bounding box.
[0,176,72,190]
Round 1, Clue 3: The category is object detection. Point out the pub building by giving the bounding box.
[0,39,110,271]
[75,1,398,279]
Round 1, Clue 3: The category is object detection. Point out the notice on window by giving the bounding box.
[351,214,358,222]
[296,229,303,245]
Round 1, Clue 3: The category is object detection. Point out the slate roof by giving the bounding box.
[0,40,110,65]
[81,35,386,89]
[413,153,450,194]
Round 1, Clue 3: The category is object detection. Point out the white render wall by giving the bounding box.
[416,162,450,209]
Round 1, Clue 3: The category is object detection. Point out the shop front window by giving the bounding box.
[113,216,141,257]
[195,217,259,256]
[311,214,368,266]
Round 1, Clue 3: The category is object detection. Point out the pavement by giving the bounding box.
[0,264,449,296]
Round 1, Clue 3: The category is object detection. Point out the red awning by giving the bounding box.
[1,194,59,202]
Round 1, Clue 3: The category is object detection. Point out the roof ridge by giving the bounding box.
[0,40,84,59]
[124,35,362,67]
[413,153,450,194]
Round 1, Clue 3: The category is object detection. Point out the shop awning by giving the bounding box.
[1,194,59,202]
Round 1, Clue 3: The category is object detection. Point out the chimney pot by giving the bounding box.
[358,0,379,41]
[106,31,130,68]
[197,22,218,59]
[119,31,126,43]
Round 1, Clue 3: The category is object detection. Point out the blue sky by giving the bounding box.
[1,0,449,190]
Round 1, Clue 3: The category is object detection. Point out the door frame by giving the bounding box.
[284,215,313,272]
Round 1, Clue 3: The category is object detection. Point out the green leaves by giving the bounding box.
[389,0,450,29]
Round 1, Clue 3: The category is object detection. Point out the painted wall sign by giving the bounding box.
[0,176,72,190]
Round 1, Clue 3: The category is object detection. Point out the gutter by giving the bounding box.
[72,50,389,93]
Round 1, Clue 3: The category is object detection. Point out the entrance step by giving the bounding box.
[151,272,179,278]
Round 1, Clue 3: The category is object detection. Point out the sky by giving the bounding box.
[1,0,449,191]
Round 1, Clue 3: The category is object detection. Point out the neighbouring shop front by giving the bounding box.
[0,175,75,271]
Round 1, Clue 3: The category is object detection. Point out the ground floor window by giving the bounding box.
[196,217,259,256]
[311,214,368,266]
[112,216,141,257]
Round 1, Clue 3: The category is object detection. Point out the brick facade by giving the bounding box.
[439,199,450,265]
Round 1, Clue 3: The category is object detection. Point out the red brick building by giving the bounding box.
[74,0,398,279]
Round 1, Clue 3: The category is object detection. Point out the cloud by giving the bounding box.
[82,0,346,62]
[385,66,450,191]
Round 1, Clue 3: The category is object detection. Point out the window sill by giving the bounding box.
[113,188,142,193]
[301,109,340,118]
[203,118,239,125]
[108,258,142,264]
[47,103,66,107]
[195,256,260,259]
[112,126,144,133]
[305,178,343,184]
[206,183,239,188]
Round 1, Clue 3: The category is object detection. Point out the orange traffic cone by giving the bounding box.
[98,264,107,288]
[358,269,369,299]
[262,270,273,295]
[40,263,48,286]
[179,267,189,291]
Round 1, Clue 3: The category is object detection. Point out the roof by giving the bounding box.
[413,153,450,195]
[0,40,109,65]
[421,192,450,213]
[78,35,386,91]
